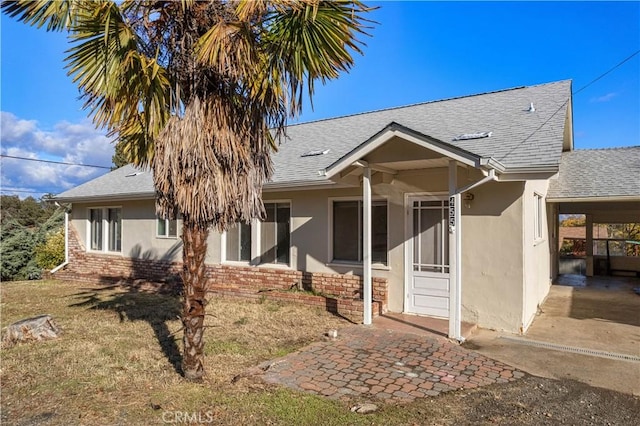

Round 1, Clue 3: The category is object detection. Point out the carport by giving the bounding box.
[547,148,640,278]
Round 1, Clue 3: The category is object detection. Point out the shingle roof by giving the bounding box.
[57,80,572,201]
[271,79,571,183]
[547,147,640,200]
[56,164,154,201]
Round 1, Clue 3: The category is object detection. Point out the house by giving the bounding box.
[53,80,640,337]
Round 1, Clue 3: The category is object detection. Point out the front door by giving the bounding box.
[406,197,450,317]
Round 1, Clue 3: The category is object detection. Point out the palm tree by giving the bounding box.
[3,0,373,381]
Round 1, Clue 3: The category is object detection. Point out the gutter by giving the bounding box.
[50,205,69,274]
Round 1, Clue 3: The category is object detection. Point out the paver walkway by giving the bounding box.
[260,326,524,403]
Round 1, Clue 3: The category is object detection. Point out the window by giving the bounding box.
[534,193,544,241]
[88,207,122,253]
[332,199,388,264]
[225,222,252,262]
[90,208,103,251]
[260,203,290,265]
[412,199,449,273]
[157,218,178,238]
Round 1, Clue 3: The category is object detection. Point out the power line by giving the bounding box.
[573,50,639,96]
[499,49,640,161]
[0,188,57,194]
[0,154,111,169]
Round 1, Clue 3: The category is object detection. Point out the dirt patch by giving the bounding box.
[427,375,639,425]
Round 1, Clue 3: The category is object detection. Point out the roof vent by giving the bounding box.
[125,171,144,177]
[301,149,330,157]
[527,102,535,112]
[453,131,492,141]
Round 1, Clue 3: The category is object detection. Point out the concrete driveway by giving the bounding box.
[465,275,640,395]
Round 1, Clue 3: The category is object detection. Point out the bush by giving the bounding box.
[35,229,65,270]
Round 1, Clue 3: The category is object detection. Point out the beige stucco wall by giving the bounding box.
[522,180,552,331]
[71,199,190,263]
[460,180,525,333]
[69,164,540,333]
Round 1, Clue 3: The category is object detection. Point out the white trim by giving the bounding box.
[533,192,545,243]
[260,200,292,267]
[547,195,640,203]
[324,126,481,179]
[363,166,372,325]
[156,217,179,239]
[87,206,123,254]
[403,192,450,315]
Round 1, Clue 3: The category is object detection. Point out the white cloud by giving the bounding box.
[1,111,114,197]
[590,92,618,103]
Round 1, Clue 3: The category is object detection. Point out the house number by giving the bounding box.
[449,195,456,231]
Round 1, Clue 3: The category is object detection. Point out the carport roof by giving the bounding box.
[547,147,640,201]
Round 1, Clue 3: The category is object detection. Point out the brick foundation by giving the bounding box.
[54,225,388,323]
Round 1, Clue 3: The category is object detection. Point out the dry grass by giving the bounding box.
[0,280,362,425]
[4,280,637,425]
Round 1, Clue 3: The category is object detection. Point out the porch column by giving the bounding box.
[362,165,372,325]
[448,160,462,340]
[586,214,594,276]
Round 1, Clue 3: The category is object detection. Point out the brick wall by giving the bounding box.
[55,224,388,323]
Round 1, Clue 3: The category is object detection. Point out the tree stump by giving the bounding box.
[3,315,61,346]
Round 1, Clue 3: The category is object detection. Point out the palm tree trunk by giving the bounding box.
[181,220,209,381]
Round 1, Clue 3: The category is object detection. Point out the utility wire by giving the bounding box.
[0,188,57,194]
[0,154,111,169]
[498,49,640,161]
[573,50,639,95]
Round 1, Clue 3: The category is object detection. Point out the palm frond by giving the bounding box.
[1,0,89,31]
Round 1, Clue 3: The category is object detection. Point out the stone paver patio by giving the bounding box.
[260,326,525,403]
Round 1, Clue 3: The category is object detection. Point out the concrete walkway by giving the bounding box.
[466,277,640,396]
[260,326,524,403]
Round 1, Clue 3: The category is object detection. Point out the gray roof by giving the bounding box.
[57,80,572,201]
[547,147,640,200]
[56,164,155,201]
[271,79,571,183]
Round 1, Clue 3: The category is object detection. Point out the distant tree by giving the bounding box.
[0,196,65,280]
[0,219,37,280]
[560,215,586,227]
[112,142,130,169]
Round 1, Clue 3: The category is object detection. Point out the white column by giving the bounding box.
[448,160,462,340]
[363,166,372,325]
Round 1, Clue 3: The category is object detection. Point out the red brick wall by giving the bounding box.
[55,224,388,323]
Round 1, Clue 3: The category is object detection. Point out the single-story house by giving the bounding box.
[53,79,640,337]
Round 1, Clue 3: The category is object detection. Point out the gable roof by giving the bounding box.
[547,147,640,201]
[57,80,572,201]
[271,79,572,184]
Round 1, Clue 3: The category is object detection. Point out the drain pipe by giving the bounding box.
[457,169,498,194]
[50,204,69,274]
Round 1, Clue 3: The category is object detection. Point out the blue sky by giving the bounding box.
[1,1,639,198]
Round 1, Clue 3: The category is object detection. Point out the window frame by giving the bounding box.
[156,217,179,239]
[533,192,545,243]
[87,206,122,254]
[221,221,253,265]
[328,196,389,267]
[220,200,292,268]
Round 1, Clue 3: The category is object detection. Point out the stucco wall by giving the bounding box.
[68,165,534,332]
[522,180,552,331]
[460,180,525,333]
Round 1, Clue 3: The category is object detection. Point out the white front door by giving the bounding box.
[406,197,450,317]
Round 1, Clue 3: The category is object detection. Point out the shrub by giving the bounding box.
[35,229,65,270]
